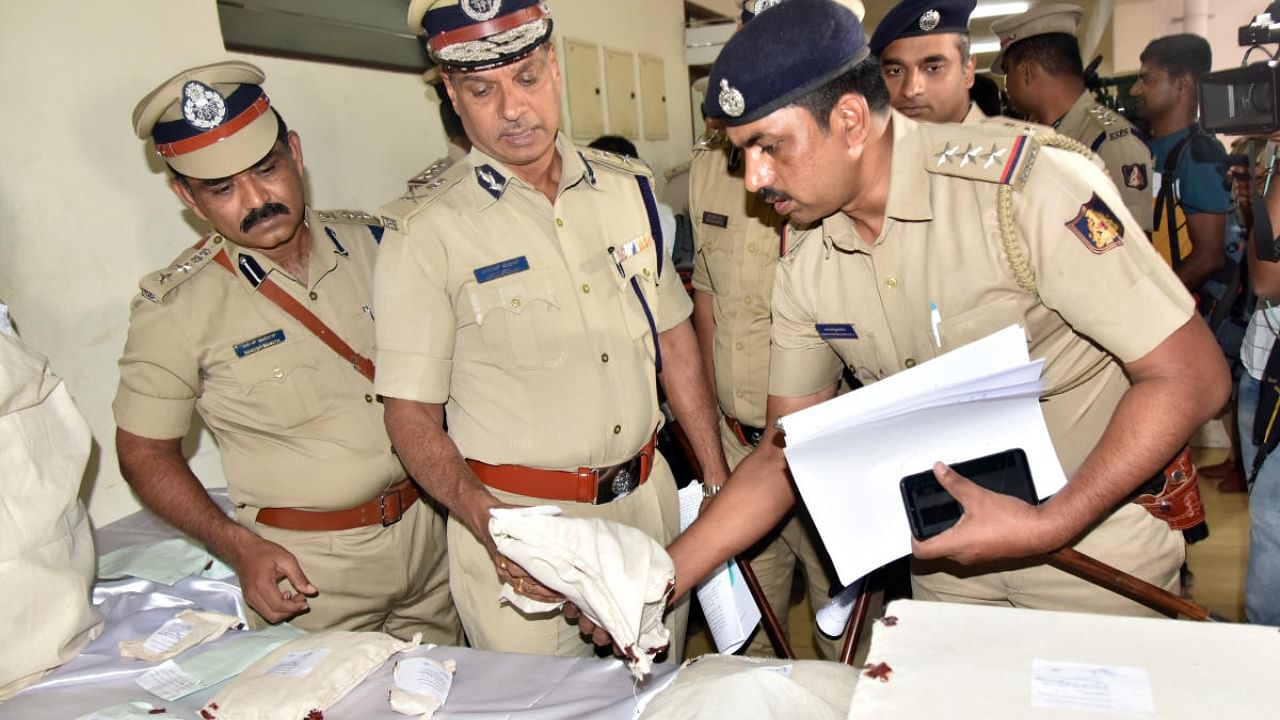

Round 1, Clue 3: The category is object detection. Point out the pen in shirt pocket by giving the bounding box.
[929,303,942,348]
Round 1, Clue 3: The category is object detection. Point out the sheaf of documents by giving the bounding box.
[678,482,762,654]
[780,325,1067,585]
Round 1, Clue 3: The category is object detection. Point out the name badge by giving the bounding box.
[234,329,286,358]
[816,323,858,340]
[701,211,729,228]
[473,256,530,283]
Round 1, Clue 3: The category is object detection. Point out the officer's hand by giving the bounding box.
[910,462,1058,565]
[492,553,563,604]
[565,602,623,655]
[230,537,317,623]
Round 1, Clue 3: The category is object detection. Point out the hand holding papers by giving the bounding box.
[677,482,762,655]
[779,325,1067,586]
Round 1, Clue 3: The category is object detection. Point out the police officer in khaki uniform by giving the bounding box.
[688,0,849,659]
[660,0,1229,618]
[115,62,459,642]
[375,0,728,659]
[992,4,1154,234]
[870,0,982,124]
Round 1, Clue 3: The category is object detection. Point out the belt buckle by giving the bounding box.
[594,458,640,505]
[379,488,404,526]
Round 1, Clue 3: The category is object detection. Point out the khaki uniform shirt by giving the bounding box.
[961,103,986,125]
[113,208,403,511]
[1055,91,1153,234]
[689,132,783,427]
[770,113,1194,476]
[374,134,693,469]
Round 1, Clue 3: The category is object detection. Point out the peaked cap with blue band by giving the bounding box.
[740,0,865,23]
[408,0,553,71]
[705,0,870,127]
[132,61,279,180]
[868,0,977,57]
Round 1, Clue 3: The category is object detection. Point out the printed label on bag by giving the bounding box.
[265,648,330,678]
[142,618,195,655]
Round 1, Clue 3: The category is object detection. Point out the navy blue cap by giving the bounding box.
[869,0,976,57]
[705,0,870,126]
[408,0,553,71]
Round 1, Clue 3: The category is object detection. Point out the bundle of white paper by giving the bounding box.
[780,325,1068,586]
[677,482,761,655]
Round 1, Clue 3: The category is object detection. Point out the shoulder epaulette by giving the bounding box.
[379,160,470,233]
[137,234,223,303]
[314,209,383,227]
[407,156,457,191]
[922,124,1048,191]
[692,129,730,153]
[663,160,691,183]
[581,147,653,178]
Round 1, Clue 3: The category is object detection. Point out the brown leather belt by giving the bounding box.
[1132,447,1205,531]
[725,416,766,448]
[467,435,657,504]
[255,479,422,531]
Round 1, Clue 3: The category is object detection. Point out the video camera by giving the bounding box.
[1199,10,1280,135]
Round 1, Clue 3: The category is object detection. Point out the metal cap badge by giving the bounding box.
[718,79,746,118]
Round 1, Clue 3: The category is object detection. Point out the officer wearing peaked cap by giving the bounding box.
[639,0,1229,621]
[116,61,459,643]
[685,0,857,660]
[376,0,729,659]
[870,0,983,124]
[992,3,1155,233]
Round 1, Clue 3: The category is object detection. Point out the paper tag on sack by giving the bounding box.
[266,648,330,677]
[142,618,195,655]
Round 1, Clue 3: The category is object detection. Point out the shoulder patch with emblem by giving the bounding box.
[137,234,223,303]
[1067,193,1125,254]
[379,160,471,233]
[1122,163,1149,190]
[581,147,654,178]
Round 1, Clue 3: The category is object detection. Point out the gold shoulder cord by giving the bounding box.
[997,133,1110,398]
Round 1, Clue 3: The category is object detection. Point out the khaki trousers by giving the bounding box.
[448,453,688,660]
[912,502,1184,616]
[720,418,841,659]
[239,498,460,643]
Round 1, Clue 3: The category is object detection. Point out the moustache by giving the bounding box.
[498,121,541,139]
[757,187,793,205]
[240,203,290,233]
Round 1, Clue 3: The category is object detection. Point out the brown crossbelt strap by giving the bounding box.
[213,249,375,383]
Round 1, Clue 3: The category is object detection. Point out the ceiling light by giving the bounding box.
[971,2,1030,19]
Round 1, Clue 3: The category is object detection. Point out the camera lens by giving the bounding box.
[1246,81,1274,114]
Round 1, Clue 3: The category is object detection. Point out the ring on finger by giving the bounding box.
[499,557,508,572]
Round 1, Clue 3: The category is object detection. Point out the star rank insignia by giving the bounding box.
[1067,193,1125,254]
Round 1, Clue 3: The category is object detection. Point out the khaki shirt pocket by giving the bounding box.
[228,342,333,431]
[614,240,661,361]
[467,271,566,369]
[936,296,1027,352]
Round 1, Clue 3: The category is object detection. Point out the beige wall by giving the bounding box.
[0,0,693,526]
[1112,0,1261,73]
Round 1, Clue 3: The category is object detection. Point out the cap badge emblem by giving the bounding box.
[181,81,227,130]
[918,9,941,31]
[718,79,745,118]
[461,0,502,21]
[753,0,784,14]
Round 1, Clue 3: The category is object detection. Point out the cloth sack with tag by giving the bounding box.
[489,506,675,678]
[639,654,859,720]
[0,324,103,700]
[199,630,419,720]
[119,609,243,662]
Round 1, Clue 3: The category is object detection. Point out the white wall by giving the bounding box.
[0,0,693,526]
[1112,0,1262,73]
